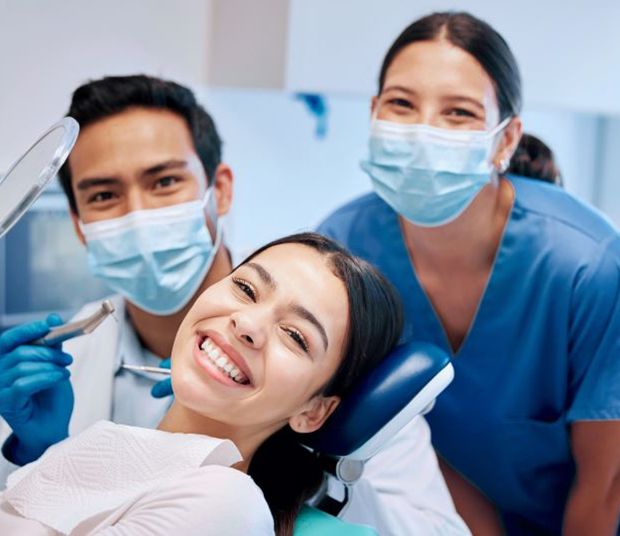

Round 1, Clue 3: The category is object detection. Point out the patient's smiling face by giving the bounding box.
[170,243,349,435]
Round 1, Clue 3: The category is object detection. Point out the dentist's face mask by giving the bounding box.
[80,189,222,315]
[361,116,510,227]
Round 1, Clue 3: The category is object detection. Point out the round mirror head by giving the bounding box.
[0,117,79,238]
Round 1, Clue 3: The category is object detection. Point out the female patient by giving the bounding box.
[0,232,403,536]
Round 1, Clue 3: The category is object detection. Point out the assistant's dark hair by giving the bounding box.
[378,12,522,120]
[241,232,403,536]
[58,74,222,214]
[508,133,563,186]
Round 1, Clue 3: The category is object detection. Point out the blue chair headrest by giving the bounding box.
[302,342,453,460]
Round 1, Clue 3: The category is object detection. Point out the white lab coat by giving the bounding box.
[0,296,125,485]
[0,296,469,535]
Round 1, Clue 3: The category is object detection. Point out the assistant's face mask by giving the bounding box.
[361,116,510,227]
[80,188,222,315]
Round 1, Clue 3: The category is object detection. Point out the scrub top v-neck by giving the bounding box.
[318,175,620,535]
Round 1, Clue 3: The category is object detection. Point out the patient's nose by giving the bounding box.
[230,311,265,349]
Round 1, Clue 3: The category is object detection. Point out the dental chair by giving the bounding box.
[292,341,454,535]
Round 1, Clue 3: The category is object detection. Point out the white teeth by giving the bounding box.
[199,337,249,385]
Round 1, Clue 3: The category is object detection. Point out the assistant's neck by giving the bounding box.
[125,244,233,359]
[401,177,515,275]
[158,401,280,473]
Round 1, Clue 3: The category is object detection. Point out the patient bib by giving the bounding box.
[3,421,242,534]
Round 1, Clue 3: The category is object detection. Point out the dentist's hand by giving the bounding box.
[150,358,173,398]
[0,314,74,465]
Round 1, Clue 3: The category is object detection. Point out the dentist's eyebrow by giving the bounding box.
[76,177,121,190]
[142,159,188,177]
[245,261,329,350]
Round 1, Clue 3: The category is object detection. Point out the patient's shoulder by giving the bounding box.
[148,466,275,534]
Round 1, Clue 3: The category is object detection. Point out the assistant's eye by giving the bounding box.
[282,326,309,353]
[232,277,257,302]
[387,97,413,109]
[447,107,476,118]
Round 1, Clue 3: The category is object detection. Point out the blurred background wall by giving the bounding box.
[1,0,619,325]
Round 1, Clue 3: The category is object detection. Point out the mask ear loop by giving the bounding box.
[490,117,514,174]
[202,185,224,249]
[370,102,380,125]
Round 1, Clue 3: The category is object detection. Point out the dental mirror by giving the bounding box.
[0,117,79,238]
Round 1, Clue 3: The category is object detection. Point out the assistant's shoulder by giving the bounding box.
[510,175,619,245]
[317,192,390,241]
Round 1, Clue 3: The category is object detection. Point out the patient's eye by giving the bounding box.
[282,326,309,353]
[232,277,256,302]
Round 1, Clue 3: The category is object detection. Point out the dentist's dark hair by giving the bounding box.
[378,11,522,120]
[58,74,222,214]
[241,232,403,536]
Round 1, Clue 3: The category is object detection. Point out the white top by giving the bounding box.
[111,303,173,427]
[0,421,274,535]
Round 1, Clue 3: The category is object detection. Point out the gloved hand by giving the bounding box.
[150,357,172,398]
[0,314,74,466]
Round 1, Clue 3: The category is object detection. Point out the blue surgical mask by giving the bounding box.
[80,189,222,315]
[361,118,510,227]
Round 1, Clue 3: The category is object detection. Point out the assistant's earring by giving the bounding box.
[496,156,510,174]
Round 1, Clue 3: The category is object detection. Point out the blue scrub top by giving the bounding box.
[318,176,620,535]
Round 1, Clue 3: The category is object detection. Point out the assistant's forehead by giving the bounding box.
[384,39,497,108]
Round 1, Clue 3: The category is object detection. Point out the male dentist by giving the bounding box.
[0,75,234,479]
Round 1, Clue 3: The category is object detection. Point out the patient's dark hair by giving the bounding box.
[241,233,403,536]
[58,74,222,214]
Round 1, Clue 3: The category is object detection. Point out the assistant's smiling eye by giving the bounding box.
[232,277,257,302]
[447,107,477,119]
[388,97,413,109]
[282,326,309,353]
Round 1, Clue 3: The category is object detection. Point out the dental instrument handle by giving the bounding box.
[34,300,116,346]
[121,364,172,376]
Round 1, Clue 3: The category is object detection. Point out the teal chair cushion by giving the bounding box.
[293,506,378,535]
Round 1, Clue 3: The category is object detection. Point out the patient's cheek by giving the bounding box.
[170,365,198,406]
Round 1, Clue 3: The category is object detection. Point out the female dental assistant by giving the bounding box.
[319,11,620,536]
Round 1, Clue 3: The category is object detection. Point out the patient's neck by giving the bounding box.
[158,401,281,472]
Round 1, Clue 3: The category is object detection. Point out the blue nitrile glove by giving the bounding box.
[150,357,172,398]
[0,314,74,466]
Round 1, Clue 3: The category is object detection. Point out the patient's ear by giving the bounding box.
[289,395,340,434]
